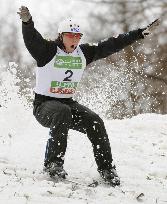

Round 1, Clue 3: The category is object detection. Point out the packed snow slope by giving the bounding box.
[0,100,167,204]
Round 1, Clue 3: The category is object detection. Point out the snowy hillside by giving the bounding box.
[0,97,167,204]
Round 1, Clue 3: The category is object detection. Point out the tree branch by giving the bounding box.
[74,0,144,4]
[72,0,166,4]
[135,71,167,86]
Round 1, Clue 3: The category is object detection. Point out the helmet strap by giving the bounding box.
[59,33,63,41]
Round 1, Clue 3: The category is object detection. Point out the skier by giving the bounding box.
[17,6,159,186]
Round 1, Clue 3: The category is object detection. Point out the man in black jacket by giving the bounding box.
[17,6,159,186]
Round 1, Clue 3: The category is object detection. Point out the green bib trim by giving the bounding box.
[51,81,78,89]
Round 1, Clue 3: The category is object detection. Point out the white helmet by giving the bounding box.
[58,18,83,34]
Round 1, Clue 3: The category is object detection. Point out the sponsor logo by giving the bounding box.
[51,81,78,88]
[50,87,75,94]
[54,56,82,69]
[50,80,78,94]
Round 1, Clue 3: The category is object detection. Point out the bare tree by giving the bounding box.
[76,0,167,118]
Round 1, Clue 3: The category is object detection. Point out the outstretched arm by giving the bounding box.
[80,19,160,66]
[17,6,57,66]
[80,28,144,65]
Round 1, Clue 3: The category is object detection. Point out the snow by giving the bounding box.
[0,93,167,204]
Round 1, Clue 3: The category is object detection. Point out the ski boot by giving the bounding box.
[44,162,68,179]
[98,165,120,187]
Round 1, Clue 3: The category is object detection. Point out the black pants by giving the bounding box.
[33,97,113,171]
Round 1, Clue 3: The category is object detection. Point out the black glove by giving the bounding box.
[17,6,32,23]
[142,18,160,37]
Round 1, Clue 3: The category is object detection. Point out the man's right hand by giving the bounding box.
[17,6,32,23]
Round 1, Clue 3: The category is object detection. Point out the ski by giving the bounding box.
[49,176,99,188]
[50,176,121,189]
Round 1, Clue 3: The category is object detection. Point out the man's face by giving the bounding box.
[62,32,82,53]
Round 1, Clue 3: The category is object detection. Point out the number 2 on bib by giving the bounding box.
[63,70,73,81]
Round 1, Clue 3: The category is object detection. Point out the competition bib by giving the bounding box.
[35,46,86,98]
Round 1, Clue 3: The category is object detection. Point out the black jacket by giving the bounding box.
[22,19,144,103]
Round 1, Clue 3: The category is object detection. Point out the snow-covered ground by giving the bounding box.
[0,99,167,204]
